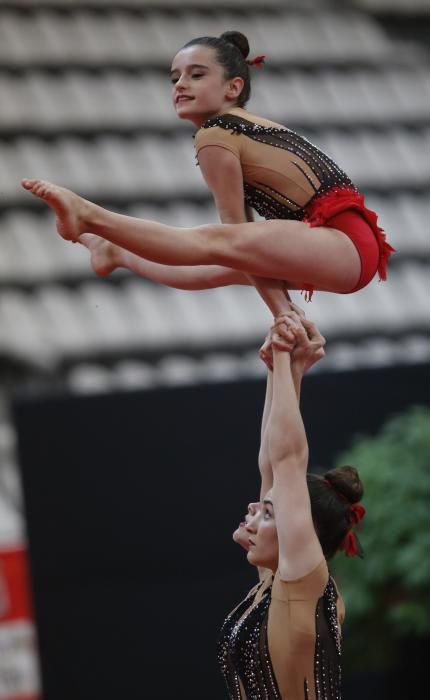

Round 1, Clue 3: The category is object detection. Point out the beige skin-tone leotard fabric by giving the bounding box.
[226,559,345,700]
[194,107,322,215]
[269,559,344,699]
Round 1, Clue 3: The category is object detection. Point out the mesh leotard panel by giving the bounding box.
[195,109,356,221]
[218,562,343,700]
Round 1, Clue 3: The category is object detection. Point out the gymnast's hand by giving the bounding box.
[273,313,326,372]
[259,309,303,370]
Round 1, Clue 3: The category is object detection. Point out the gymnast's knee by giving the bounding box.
[196,223,237,265]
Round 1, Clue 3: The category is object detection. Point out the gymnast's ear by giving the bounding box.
[225,76,245,101]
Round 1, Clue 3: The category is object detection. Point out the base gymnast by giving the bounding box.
[22,31,394,318]
[221,313,365,699]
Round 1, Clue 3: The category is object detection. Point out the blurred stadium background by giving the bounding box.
[0,0,429,698]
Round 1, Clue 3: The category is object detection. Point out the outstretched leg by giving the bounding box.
[79,233,249,290]
[22,179,361,293]
[79,234,120,277]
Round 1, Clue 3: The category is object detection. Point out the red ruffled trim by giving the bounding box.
[301,285,314,303]
[304,187,396,282]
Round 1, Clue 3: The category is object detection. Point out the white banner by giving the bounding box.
[0,621,40,699]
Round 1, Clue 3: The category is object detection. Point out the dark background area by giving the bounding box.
[12,362,430,699]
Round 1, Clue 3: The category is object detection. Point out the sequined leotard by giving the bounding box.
[218,560,344,700]
[195,107,355,222]
[195,107,394,296]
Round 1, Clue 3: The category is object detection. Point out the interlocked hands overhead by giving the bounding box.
[259,303,326,371]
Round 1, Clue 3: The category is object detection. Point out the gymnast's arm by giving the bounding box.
[258,337,301,501]
[259,315,325,497]
[197,145,291,317]
[258,368,274,503]
[257,315,320,582]
[268,320,326,581]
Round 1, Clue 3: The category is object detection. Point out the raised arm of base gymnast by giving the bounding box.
[261,315,326,581]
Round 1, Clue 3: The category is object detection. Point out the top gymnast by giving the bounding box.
[22,30,395,316]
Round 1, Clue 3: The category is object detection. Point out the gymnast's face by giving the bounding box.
[232,501,261,551]
[246,490,278,572]
[170,45,244,127]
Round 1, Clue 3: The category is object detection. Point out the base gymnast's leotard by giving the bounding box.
[218,559,344,699]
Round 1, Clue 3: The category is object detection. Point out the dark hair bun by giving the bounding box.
[324,465,363,504]
[219,31,250,60]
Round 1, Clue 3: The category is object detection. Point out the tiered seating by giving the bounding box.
[355,0,430,10]
[0,1,429,386]
[63,331,430,393]
[1,0,291,7]
[0,9,399,68]
[2,66,430,136]
[2,126,430,206]
[1,262,429,371]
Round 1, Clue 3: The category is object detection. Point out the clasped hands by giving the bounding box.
[259,303,326,371]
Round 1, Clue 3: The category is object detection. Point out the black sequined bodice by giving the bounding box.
[217,576,342,700]
[200,114,357,221]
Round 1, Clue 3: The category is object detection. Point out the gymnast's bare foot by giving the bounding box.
[21,179,94,242]
[78,233,121,277]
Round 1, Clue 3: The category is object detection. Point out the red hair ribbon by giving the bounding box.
[349,503,366,529]
[340,504,366,558]
[324,480,366,558]
[340,530,360,557]
[246,55,266,68]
